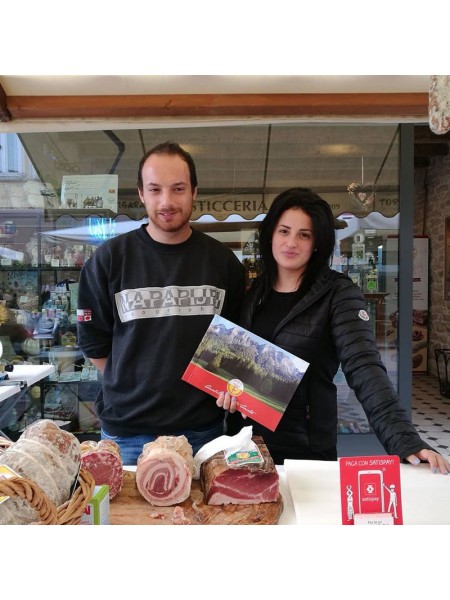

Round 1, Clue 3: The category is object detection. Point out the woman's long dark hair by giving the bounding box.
[257,187,336,304]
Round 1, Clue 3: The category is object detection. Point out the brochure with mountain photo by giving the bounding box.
[182,315,310,431]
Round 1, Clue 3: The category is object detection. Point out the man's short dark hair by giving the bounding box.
[137,141,198,191]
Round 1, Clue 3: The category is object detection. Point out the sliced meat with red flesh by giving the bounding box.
[80,439,123,499]
[136,435,194,507]
[201,436,280,506]
[204,469,279,505]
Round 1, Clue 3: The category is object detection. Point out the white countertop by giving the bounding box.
[283,458,450,525]
[0,364,55,404]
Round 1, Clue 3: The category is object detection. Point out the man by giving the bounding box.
[77,141,246,464]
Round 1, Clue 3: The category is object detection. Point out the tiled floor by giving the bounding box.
[412,374,450,456]
[337,373,450,458]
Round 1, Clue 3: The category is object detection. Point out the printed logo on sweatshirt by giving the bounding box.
[115,285,226,322]
[358,309,370,321]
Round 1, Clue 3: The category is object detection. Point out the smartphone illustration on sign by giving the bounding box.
[358,469,384,513]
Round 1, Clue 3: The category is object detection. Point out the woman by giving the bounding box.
[219,187,449,474]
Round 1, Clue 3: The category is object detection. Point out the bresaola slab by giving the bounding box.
[200,436,280,505]
[136,435,194,506]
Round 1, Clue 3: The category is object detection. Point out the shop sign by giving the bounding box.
[190,191,399,221]
[192,194,268,221]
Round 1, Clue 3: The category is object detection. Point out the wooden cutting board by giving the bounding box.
[109,470,283,525]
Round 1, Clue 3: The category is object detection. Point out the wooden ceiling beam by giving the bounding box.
[4,92,429,120]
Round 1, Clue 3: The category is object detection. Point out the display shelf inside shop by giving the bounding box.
[43,371,102,433]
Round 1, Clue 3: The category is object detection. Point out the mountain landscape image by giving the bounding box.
[193,316,307,410]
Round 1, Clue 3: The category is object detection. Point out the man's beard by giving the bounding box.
[149,213,190,233]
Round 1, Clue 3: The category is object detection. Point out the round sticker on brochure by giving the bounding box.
[358,309,370,321]
[227,379,244,397]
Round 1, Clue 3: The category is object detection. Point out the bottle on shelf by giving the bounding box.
[351,233,366,265]
[365,268,379,293]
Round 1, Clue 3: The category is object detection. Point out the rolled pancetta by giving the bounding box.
[136,436,194,507]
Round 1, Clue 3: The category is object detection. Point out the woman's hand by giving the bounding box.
[406,448,450,474]
[216,391,246,418]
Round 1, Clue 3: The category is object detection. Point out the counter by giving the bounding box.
[283,458,450,525]
[0,364,56,435]
[0,364,55,404]
[122,458,449,525]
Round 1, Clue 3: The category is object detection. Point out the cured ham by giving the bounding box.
[136,435,194,507]
[0,420,80,525]
[80,439,123,499]
[201,436,279,505]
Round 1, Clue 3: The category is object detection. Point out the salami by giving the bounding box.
[136,435,194,507]
[0,420,81,525]
[80,439,123,499]
[429,75,450,135]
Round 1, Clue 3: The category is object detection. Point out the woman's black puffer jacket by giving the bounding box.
[230,266,433,462]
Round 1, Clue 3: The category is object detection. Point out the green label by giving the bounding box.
[225,449,264,466]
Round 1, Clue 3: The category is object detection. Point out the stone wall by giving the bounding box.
[414,155,450,377]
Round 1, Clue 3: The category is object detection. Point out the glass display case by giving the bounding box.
[0,209,102,439]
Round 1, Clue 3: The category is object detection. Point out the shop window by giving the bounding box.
[446,218,450,300]
[0,133,24,178]
[1,123,402,439]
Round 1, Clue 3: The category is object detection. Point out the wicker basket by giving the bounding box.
[0,468,95,525]
[57,469,96,525]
